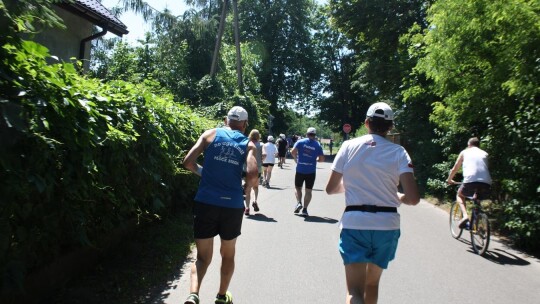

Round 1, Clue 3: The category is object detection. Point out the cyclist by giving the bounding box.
[447,137,492,228]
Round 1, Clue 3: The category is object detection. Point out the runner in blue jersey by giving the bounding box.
[291,127,325,216]
[183,106,258,304]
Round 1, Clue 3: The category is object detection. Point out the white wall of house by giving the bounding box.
[31,7,94,70]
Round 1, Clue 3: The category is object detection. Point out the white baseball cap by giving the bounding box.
[227,106,248,121]
[280,133,285,139]
[366,102,394,121]
[267,135,274,142]
[306,127,316,135]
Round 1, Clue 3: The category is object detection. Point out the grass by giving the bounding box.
[50,212,194,304]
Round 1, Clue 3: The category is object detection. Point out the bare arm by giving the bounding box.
[245,141,258,187]
[183,129,215,176]
[447,152,464,184]
[318,154,325,162]
[291,147,298,163]
[326,170,345,194]
[398,172,420,205]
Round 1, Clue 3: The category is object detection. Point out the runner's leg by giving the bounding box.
[266,166,274,185]
[364,263,383,304]
[303,188,313,209]
[295,187,303,203]
[190,238,214,293]
[345,263,367,304]
[217,238,238,295]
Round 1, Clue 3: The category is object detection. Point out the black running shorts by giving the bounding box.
[193,202,244,240]
[295,172,316,189]
[459,182,491,200]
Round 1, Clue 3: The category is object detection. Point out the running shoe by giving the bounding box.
[294,202,302,214]
[215,291,233,304]
[252,202,260,212]
[184,293,200,304]
[302,208,309,217]
[244,208,250,216]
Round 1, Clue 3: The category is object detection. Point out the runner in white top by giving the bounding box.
[326,102,419,304]
[262,136,277,187]
[333,134,414,230]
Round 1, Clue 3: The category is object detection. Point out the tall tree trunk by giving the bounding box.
[232,0,244,94]
[210,0,228,77]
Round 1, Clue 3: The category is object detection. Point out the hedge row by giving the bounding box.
[0,38,211,292]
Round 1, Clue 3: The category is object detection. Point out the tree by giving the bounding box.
[330,0,432,99]
[239,0,323,132]
[418,0,540,249]
[312,5,371,138]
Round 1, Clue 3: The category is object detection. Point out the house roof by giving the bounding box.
[57,0,129,36]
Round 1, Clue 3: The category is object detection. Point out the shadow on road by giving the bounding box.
[263,186,285,190]
[484,249,531,266]
[246,213,277,222]
[294,214,338,224]
[455,237,531,266]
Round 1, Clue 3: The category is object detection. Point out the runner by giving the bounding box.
[261,135,277,188]
[244,129,263,215]
[291,127,325,216]
[182,106,258,304]
[326,102,419,304]
[277,133,288,168]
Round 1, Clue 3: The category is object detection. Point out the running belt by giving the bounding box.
[345,205,397,213]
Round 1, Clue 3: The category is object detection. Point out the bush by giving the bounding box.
[0,38,210,292]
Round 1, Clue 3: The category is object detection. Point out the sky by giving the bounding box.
[101,0,328,43]
[101,0,190,43]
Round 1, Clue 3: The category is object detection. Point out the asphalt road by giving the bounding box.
[157,160,540,304]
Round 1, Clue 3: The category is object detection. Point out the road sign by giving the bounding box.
[343,123,352,134]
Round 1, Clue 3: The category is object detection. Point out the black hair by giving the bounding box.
[367,116,393,134]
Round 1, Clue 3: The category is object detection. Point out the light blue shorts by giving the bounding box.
[339,229,401,269]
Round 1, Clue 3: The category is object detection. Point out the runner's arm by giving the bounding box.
[326,170,344,194]
[398,172,420,205]
[291,147,298,163]
[183,129,215,176]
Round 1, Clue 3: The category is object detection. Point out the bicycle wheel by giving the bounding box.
[471,212,490,256]
[449,202,463,239]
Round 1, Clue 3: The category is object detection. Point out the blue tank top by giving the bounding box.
[294,138,324,174]
[195,128,249,208]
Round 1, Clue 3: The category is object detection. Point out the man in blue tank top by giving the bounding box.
[183,106,258,304]
[291,127,325,217]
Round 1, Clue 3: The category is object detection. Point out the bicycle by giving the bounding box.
[449,182,491,256]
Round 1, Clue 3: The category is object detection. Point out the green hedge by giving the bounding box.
[0,38,210,292]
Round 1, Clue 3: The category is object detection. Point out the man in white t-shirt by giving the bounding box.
[326,102,419,304]
[447,137,492,228]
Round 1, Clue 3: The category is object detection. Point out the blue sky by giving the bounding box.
[101,0,190,43]
[101,0,327,44]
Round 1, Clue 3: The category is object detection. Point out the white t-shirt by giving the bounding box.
[331,134,414,230]
[262,142,277,164]
[462,147,492,184]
